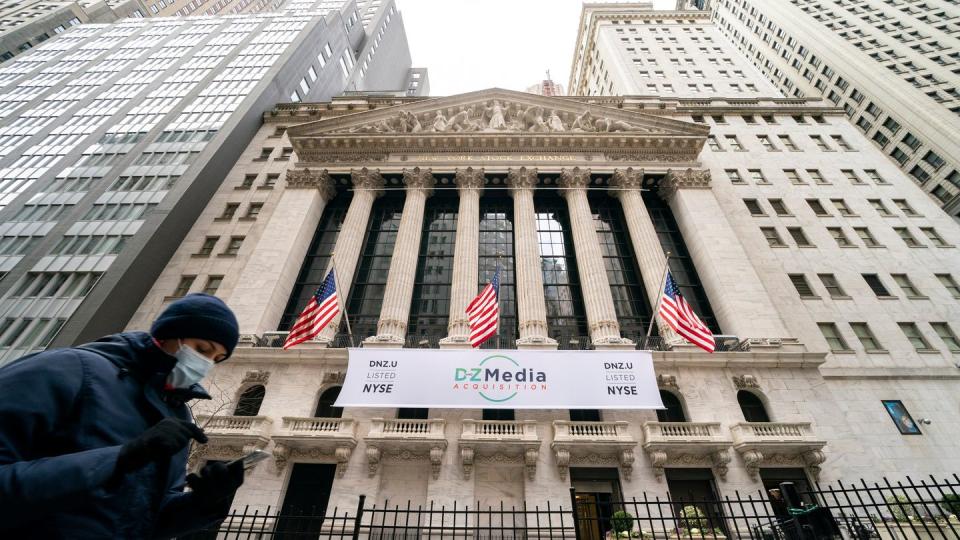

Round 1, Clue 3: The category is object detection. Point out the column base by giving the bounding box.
[295,339,331,349]
[516,336,558,350]
[361,335,404,349]
[438,335,473,349]
[593,338,636,351]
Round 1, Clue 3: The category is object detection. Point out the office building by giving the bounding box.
[0,0,424,363]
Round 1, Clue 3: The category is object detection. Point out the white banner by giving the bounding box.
[335,349,663,409]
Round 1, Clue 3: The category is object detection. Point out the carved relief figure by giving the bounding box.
[571,110,596,132]
[487,100,507,130]
[432,110,448,132]
[548,110,565,132]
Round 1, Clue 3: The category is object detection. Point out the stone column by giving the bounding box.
[608,167,679,344]
[659,168,790,340]
[364,167,435,347]
[507,167,557,349]
[316,168,384,344]
[558,167,633,348]
[440,167,484,349]
[228,168,335,335]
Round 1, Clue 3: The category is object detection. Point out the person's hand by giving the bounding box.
[116,418,207,473]
[186,460,244,504]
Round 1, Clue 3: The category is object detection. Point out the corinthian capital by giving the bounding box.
[507,167,538,193]
[350,167,385,197]
[558,167,591,195]
[609,168,645,196]
[658,167,711,200]
[402,167,435,195]
[455,167,485,193]
[285,168,336,200]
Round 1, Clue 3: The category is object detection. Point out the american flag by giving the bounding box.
[283,269,340,349]
[467,263,501,348]
[658,271,716,353]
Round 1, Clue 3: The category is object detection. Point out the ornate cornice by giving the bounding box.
[454,167,485,193]
[659,167,712,200]
[285,168,336,200]
[350,167,385,197]
[402,167,435,195]
[507,167,538,192]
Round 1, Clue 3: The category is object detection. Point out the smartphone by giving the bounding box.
[228,449,271,470]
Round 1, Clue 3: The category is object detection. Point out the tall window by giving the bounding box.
[280,193,350,330]
[407,196,457,339]
[234,385,265,416]
[644,192,719,332]
[590,193,653,337]
[478,195,517,341]
[314,386,343,418]
[657,390,687,422]
[737,391,771,422]
[348,193,404,339]
[535,193,588,340]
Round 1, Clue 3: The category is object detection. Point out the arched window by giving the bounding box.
[569,409,601,422]
[656,390,687,422]
[314,386,343,418]
[737,390,771,422]
[234,385,265,416]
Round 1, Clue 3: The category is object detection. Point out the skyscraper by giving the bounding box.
[0,0,424,362]
[698,0,960,218]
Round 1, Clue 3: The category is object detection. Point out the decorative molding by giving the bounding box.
[659,168,712,200]
[285,168,334,196]
[242,370,270,385]
[366,446,381,477]
[460,447,475,479]
[657,373,678,390]
[323,371,346,384]
[350,167,385,195]
[732,374,760,389]
[507,167,538,192]
[524,448,538,481]
[402,167,435,194]
[454,167,485,192]
[554,448,570,480]
[558,167,591,191]
[430,446,444,480]
[609,167,644,192]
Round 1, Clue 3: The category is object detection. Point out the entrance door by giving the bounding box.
[275,463,337,539]
[665,468,726,536]
[572,468,624,540]
[760,468,813,519]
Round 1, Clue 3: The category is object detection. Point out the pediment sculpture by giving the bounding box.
[346,99,654,135]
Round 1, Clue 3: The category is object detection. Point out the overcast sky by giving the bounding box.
[397,0,675,96]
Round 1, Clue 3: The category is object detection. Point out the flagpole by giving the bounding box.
[330,252,354,347]
[496,255,502,349]
[644,251,672,347]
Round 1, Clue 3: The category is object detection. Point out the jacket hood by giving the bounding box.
[78,332,211,401]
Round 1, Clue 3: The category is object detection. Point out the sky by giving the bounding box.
[396,0,676,96]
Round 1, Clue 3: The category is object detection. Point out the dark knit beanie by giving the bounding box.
[150,293,240,358]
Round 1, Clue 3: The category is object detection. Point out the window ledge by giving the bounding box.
[800,296,822,300]
[275,157,290,161]
[877,296,899,300]
[828,295,853,300]
[234,186,251,191]
[213,217,233,222]
[251,158,268,162]
[217,253,238,258]
[915,349,941,354]
[935,245,955,248]
[163,295,186,302]
[829,349,856,354]
[190,253,211,258]
[866,245,887,249]
[256,186,275,190]
[864,349,890,354]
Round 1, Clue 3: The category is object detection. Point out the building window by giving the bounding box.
[891,274,923,298]
[865,170,888,185]
[239,174,256,189]
[261,174,279,189]
[314,386,343,418]
[757,135,777,151]
[894,227,922,247]
[749,170,768,184]
[744,199,764,215]
[737,391,771,422]
[818,274,846,298]
[726,169,744,184]
[657,390,687,422]
[899,322,934,352]
[778,135,799,151]
[920,228,949,247]
[807,169,828,185]
[901,132,921,151]
[203,276,223,295]
[922,151,945,170]
[255,148,273,161]
[245,203,263,219]
[807,199,829,216]
[172,276,195,297]
[196,236,218,257]
[218,203,239,220]
[930,323,960,353]
[863,274,893,297]
[707,136,722,151]
[234,385,265,416]
[761,227,785,247]
[407,197,458,339]
[868,199,892,217]
[769,199,790,216]
[828,227,853,247]
[850,323,884,352]
[536,194,588,339]
[909,166,931,184]
[787,227,813,247]
[831,199,855,216]
[818,322,851,352]
[937,274,960,299]
[725,135,744,151]
[222,236,244,256]
[477,196,517,340]
[789,274,816,298]
[853,227,882,247]
[784,169,804,185]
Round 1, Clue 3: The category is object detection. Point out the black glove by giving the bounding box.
[186,460,245,505]
[116,418,208,473]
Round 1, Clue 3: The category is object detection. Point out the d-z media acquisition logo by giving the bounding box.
[453,354,548,403]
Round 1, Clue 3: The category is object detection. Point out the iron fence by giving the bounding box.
[182,475,960,540]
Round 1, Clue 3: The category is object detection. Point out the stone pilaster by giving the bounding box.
[507,167,557,349]
[440,167,484,349]
[364,167,435,347]
[558,167,633,348]
[228,168,335,334]
[608,167,679,345]
[316,168,383,343]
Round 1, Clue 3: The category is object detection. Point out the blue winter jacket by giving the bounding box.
[0,332,231,539]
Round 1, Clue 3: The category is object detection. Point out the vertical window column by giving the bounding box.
[440,168,484,347]
[558,168,632,347]
[507,167,557,348]
[364,168,435,346]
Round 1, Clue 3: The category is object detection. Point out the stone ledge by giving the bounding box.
[819,367,960,380]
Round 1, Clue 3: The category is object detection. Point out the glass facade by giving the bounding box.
[478,195,517,344]
[407,195,457,339]
[347,193,403,339]
[534,192,588,340]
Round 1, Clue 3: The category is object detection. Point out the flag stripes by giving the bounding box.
[658,271,715,353]
[283,269,340,349]
[467,264,501,348]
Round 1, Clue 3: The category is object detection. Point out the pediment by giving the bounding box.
[288,88,706,138]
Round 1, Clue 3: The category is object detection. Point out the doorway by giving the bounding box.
[760,468,813,519]
[665,468,727,536]
[572,468,624,540]
[275,463,337,539]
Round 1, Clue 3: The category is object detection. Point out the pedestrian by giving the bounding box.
[0,293,245,539]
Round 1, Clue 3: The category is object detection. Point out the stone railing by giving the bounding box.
[196,415,272,438]
[367,418,446,439]
[730,422,815,443]
[280,417,356,439]
[461,419,539,441]
[642,421,726,443]
[552,420,632,443]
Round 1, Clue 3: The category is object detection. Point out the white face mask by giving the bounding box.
[167,341,214,389]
